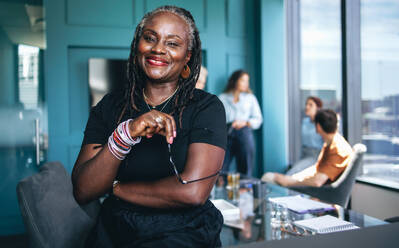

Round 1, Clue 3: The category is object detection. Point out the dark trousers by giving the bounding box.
[222,126,255,176]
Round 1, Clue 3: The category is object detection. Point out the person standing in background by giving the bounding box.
[219,70,263,176]
[286,96,323,175]
[195,65,208,90]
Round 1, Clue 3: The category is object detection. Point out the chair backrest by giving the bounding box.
[330,143,367,188]
[289,143,367,207]
[327,143,367,207]
[16,161,100,248]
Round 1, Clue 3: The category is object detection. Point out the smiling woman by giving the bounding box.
[137,12,191,82]
[71,5,227,248]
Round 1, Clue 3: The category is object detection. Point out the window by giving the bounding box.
[298,0,342,157]
[300,0,342,113]
[18,44,40,109]
[359,0,399,188]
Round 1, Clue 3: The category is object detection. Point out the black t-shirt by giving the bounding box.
[82,89,227,182]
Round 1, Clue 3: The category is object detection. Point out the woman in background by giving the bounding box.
[219,70,263,176]
[286,96,323,175]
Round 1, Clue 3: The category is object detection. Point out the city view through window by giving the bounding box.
[360,0,399,187]
[300,0,399,188]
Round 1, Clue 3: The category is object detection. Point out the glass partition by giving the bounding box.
[0,0,47,235]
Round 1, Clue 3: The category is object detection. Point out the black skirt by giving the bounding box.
[85,196,223,248]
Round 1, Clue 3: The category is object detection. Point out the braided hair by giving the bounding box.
[116,6,202,127]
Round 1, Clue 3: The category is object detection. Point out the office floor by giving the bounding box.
[0,234,28,248]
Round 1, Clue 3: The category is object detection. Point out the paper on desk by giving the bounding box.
[269,195,334,214]
[211,199,240,221]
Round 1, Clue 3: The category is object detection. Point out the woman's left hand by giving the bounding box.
[129,110,176,144]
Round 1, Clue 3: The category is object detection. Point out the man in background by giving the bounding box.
[262,109,353,187]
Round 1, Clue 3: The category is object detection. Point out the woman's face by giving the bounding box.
[236,73,249,92]
[305,99,318,118]
[137,12,191,83]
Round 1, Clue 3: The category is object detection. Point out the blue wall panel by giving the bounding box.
[66,0,134,28]
[226,54,247,77]
[66,47,129,169]
[144,0,206,32]
[226,0,246,37]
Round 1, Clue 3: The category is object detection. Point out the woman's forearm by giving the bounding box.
[72,146,121,204]
[114,176,213,208]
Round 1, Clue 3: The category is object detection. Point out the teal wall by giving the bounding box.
[44,0,261,172]
[0,28,16,106]
[259,0,287,173]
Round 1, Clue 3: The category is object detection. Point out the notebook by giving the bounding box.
[294,215,359,234]
[269,195,335,213]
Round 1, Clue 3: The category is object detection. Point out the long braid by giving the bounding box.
[116,6,202,128]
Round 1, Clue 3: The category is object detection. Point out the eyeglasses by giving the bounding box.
[168,144,220,184]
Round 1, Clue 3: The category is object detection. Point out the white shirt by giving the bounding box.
[218,92,263,130]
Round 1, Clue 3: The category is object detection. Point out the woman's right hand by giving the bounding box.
[129,110,177,144]
[232,120,248,130]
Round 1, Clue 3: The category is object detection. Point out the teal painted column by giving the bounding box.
[259,0,287,173]
[204,0,227,95]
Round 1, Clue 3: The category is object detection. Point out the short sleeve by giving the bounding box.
[81,94,111,145]
[316,151,351,181]
[189,95,227,150]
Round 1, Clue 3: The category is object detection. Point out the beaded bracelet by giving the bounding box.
[108,119,141,160]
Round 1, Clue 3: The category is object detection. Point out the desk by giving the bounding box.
[214,176,387,247]
[232,222,399,248]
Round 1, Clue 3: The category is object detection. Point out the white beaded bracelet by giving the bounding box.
[108,119,141,160]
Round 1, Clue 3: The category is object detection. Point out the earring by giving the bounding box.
[181,65,191,79]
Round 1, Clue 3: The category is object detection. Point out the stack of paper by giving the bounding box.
[269,195,334,213]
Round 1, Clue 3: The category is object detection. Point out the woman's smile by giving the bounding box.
[146,56,169,66]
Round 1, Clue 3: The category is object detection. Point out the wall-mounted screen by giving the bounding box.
[88,58,128,106]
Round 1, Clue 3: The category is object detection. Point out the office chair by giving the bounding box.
[290,144,367,208]
[16,161,100,248]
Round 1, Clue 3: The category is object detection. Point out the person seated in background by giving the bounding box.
[286,96,324,175]
[195,65,208,90]
[262,109,353,187]
[219,70,263,176]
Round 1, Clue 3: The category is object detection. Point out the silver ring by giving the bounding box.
[155,116,163,124]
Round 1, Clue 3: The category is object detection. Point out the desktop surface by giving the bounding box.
[214,175,387,247]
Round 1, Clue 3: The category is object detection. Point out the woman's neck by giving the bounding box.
[144,81,178,106]
[233,90,241,103]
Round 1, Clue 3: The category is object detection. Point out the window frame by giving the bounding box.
[286,0,362,164]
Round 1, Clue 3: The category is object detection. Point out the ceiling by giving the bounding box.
[0,0,45,49]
